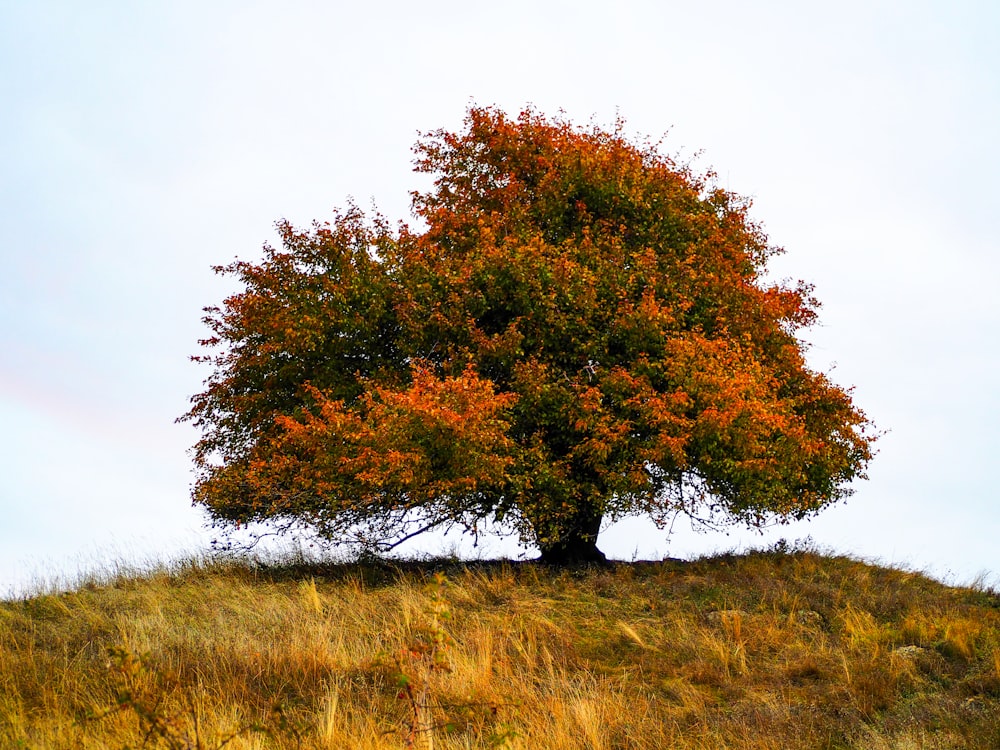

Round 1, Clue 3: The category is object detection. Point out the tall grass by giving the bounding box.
[2,549,999,748]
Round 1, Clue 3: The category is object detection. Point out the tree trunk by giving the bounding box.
[536,504,608,565]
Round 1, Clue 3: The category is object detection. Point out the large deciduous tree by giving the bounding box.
[182,106,876,564]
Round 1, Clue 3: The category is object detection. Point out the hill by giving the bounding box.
[2,549,999,749]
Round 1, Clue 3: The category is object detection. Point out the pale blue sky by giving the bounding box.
[2,1,997,595]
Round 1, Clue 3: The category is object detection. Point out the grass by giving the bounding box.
[2,548,999,749]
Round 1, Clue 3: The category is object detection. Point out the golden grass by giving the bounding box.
[1,550,999,749]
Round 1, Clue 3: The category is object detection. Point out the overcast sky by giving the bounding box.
[2,1,997,595]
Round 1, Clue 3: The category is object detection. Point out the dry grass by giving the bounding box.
[2,548,999,749]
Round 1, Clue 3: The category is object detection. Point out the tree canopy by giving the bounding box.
[182,106,876,563]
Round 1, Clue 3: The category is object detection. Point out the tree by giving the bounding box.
[181,106,876,564]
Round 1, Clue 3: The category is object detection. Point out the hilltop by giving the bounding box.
[2,549,999,749]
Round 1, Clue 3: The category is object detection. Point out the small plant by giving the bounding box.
[386,572,454,749]
[387,572,516,749]
[83,646,296,750]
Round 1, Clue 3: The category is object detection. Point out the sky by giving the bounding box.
[2,1,997,596]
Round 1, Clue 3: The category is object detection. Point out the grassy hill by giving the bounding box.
[2,548,999,749]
